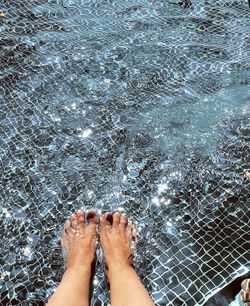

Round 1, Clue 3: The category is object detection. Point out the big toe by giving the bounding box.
[86,210,99,224]
[100,212,113,229]
[86,211,99,233]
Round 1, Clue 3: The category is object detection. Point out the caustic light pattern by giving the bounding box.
[0,0,250,305]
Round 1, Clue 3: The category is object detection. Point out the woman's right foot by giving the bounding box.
[100,212,135,276]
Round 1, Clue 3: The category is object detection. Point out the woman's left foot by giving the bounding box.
[61,210,99,269]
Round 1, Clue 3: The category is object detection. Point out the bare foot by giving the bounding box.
[61,210,99,269]
[100,212,135,276]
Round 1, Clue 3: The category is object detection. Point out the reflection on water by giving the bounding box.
[0,0,250,305]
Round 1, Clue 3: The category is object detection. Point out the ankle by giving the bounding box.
[66,264,92,275]
[108,261,133,275]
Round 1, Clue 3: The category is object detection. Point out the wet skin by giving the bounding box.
[47,210,155,306]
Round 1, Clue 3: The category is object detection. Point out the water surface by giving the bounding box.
[0,0,250,305]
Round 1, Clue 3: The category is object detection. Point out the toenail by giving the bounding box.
[88,211,96,216]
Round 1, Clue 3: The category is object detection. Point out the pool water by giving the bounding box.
[0,0,250,305]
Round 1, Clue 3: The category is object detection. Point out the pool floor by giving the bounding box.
[0,0,250,305]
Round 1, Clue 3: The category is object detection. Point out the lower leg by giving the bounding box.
[47,265,91,306]
[109,263,154,306]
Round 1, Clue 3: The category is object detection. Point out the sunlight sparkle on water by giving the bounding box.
[157,183,169,194]
[78,128,92,138]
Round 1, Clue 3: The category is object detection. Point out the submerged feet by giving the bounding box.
[61,211,135,273]
[52,211,154,306]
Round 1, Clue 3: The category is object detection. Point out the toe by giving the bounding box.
[86,210,99,225]
[64,219,73,236]
[61,219,72,247]
[65,219,71,231]
[113,212,120,228]
[70,213,78,228]
[126,221,133,237]
[120,213,127,227]
[100,212,113,229]
[76,210,85,229]
[61,233,69,248]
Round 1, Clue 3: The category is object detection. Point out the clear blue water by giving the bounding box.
[0,1,250,305]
